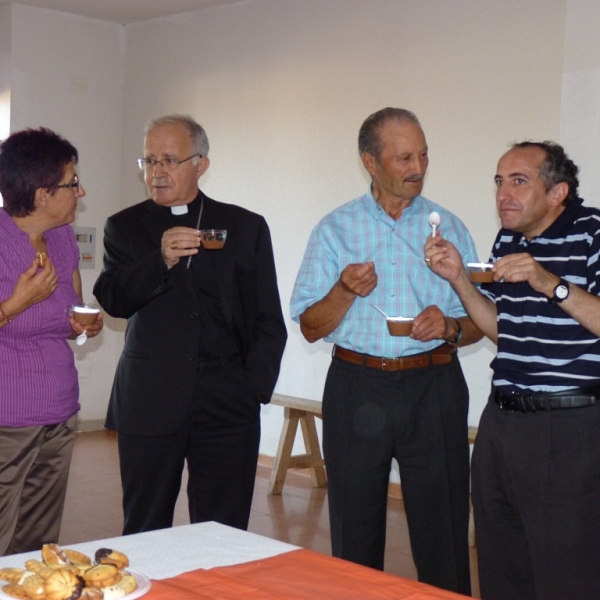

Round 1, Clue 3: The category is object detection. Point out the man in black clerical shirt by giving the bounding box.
[94,114,287,534]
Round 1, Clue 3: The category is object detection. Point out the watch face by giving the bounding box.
[556,284,569,300]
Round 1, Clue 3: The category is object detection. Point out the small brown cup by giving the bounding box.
[387,318,414,336]
[201,229,227,250]
[69,303,101,325]
[468,262,494,283]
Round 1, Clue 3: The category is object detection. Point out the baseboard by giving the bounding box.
[76,418,106,433]
[257,454,275,469]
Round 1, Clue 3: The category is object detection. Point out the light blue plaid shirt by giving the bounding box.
[290,189,478,357]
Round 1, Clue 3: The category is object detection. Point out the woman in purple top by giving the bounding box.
[0,128,103,555]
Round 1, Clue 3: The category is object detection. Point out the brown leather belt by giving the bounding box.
[333,344,456,372]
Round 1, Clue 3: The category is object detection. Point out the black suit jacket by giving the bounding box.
[93,191,287,436]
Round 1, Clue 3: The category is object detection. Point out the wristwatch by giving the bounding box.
[450,318,463,345]
[551,279,570,303]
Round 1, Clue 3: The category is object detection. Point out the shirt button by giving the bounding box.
[189,352,196,360]
[190,312,199,319]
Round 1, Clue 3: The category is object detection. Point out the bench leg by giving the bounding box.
[468,500,476,547]
[299,414,327,488]
[268,409,300,495]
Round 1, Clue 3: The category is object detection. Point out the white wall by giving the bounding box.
[5,0,591,464]
[120,0,566,456]
[561,0,600,207]
[0,5,11,141]
[6,4,126,422]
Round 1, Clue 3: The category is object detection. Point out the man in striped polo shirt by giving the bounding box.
[425,141,600,600]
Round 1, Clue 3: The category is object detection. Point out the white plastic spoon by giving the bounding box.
[371,304,390,319]
[429,211,441,237]
[75,331,88,346]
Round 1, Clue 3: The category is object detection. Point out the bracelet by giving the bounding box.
[0,302,12,323]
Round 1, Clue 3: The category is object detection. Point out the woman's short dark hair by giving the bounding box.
[0,128,79,217]
[512,140,579,204]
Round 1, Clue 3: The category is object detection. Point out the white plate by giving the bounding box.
[117,569,152,600]
[0,568,151,600]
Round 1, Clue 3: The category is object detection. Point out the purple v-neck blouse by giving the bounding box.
[0,208,80,427]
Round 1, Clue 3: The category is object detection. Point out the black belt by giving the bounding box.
[197,353,240,373]
[492,386,600,412]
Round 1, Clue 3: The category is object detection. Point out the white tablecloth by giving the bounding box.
[0,522,298,580]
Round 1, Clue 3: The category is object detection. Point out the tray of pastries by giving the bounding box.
[0,544,151,600]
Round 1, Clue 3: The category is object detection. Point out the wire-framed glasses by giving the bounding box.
[137,154,201,171]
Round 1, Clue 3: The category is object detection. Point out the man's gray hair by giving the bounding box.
[145,114,210,157]
[358,108,421,160]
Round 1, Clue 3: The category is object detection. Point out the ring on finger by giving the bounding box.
[424,257,431,264]
[171,242,178,250]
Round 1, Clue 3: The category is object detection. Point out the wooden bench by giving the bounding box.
[268,393,327,495]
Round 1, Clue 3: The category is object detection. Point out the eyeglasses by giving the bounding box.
[137,154,201,171]
[56,177,80,190]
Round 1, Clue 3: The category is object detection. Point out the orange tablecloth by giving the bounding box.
[145,548,470,599]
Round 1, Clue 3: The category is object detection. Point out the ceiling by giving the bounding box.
[0,0,246,24]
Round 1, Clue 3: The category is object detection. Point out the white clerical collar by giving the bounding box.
[170,205,189,215]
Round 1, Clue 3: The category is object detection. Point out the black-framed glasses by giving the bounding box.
[56,177,80,190]
[137,154,201,171]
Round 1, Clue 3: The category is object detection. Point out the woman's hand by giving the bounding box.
[68,312,104,339]
[3,258,58,317]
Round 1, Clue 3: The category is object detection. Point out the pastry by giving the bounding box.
[94,549,129,571]
[0,568,25,583]
[94,548,129,570]
[43,569,83,600]
[41,544,69,566]
[98,585,125,599]
[1,583,29,599]
[114,573,136,595]
[1,545,137,600]
[83,565,121,589]
[24,561,45,574]
[64,550,92,576]
[39,565,80,580]
[20,573,45,600]
[98,572,137,599]
[79,588,104,600]
[64,550,91,568]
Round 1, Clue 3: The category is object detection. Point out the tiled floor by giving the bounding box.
[59,429,480,598]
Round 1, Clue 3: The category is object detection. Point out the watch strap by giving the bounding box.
[449,318,463,345]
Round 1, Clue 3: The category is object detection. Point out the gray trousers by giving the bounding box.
[0,413,77,555]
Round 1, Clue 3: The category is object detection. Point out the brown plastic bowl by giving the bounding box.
[468,262,494,283]
[386,318,414,336]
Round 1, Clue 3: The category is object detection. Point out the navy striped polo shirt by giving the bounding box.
[480,198,600,392]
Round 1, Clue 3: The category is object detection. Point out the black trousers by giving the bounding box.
[473,398,600,600]
[322,353,471,596]
[118,357,261,535]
